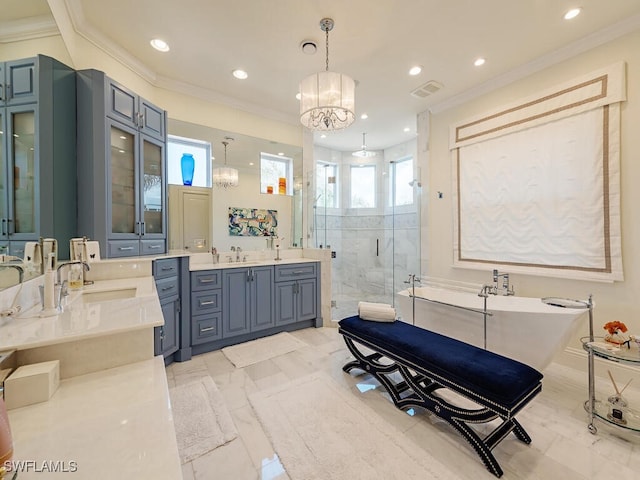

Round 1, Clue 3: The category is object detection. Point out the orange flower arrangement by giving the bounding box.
[603,320,628,335]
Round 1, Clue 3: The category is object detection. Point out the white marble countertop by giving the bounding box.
[0,276,163,351]
[7,356,182,479]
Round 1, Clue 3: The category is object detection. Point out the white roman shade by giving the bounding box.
[450,62,625,282]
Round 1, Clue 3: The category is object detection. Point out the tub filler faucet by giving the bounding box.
[491,269,515,296]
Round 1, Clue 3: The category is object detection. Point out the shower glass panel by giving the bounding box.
[314,143,421,322]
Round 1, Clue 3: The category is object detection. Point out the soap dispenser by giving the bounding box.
[40,253,59,317]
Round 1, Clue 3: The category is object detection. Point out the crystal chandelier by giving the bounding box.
[352,133,377,158]
[299,18,355,131]
[212,140,239,188]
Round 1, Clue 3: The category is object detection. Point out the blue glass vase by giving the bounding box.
[181,153,195,186]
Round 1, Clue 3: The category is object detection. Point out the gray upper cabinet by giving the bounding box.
[76,69,167,258]
[0,58,38,106]
[106,78,165,141]
[0,55,76,259]
[222,266,274,338]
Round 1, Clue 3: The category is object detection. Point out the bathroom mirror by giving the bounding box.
[168,119,304,251]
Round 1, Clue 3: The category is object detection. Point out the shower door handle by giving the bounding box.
[376,239,379,257]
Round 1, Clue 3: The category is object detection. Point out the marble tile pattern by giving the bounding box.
[168,327,640,479]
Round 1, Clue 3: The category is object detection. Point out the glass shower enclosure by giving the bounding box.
[313,141,421,321]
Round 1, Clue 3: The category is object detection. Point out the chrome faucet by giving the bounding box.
[56,261,90,284]
[490,269,515,296]
[0,264,24,283]
[235,247,242,263]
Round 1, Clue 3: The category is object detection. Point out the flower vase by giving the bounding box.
[181,153,195,186]
[604,331,630,345]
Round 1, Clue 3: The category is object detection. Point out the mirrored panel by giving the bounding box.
[167,119,303,251]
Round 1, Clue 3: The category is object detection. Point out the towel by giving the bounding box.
[358,301,396,322]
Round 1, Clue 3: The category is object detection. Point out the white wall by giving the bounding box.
[426,30,640,360]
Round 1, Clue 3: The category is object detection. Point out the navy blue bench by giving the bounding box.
[339,315,543,478]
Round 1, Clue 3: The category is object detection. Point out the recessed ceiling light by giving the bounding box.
[360,113,368,120]
[409,65,422,76]
[150,38,170,52]
[295,92,301,100]
[232,69,248,80]
[474,58,486,67]
[249,162,254,166]
[403,127,410,133]
[278,152,284,156]
[320,134,327,139]
[564,8,581,20]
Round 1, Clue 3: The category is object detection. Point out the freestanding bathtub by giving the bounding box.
[396,283,589,371]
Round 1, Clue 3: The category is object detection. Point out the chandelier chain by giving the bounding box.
[325,25,329,72]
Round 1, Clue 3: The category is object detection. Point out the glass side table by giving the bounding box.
[581,337,640,434]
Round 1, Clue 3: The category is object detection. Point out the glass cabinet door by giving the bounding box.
[8,106,37,239]
[109,122,137,236]
[0,110,6,241]
[140,135,165,237]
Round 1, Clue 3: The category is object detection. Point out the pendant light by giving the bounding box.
[213,140,239,188]
[299,18,355,131]
[352,133,377,158]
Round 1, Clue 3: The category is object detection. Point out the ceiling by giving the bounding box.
[4,0,640,152]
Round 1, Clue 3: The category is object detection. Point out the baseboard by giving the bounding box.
[556,346,640,379]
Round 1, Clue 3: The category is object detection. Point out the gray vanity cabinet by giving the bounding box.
[222,266,275,338]
[153,258,181,364]
[76,69,167,259]
[0,55,76,259]
[274,263,318,326]
[190,270,223,345]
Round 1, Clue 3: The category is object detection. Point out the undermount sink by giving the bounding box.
[76,287,137,304]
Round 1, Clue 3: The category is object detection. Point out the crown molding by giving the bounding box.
[429,13,640,115]
[0,15,59,43]
[154,75,300,127]
[62,0,156,82]
[61,0,298,127]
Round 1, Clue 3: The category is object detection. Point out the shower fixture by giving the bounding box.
[409,179,422,187]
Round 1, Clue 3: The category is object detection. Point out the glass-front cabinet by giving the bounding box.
[0,55,76,260]
[107,120,166,256]
[77,69,167,258]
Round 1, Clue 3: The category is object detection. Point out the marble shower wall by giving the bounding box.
[316,211,420,304]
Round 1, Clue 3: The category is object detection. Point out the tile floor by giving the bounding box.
[166,327,640,479]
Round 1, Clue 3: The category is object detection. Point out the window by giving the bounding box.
[167,135,211,187]
[316,161,338,208]
[261,153,293,195]
[391,157,414,206]
[350,165,376,208]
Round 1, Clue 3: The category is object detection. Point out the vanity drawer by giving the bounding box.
[154,258,179,279]
[191,289,222,314]
[191,270,222,291]
[141,240,166,255]
[107,240,140,258]
[155,276,179,300]
[274,263,317,282]
[192,313,222,345]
